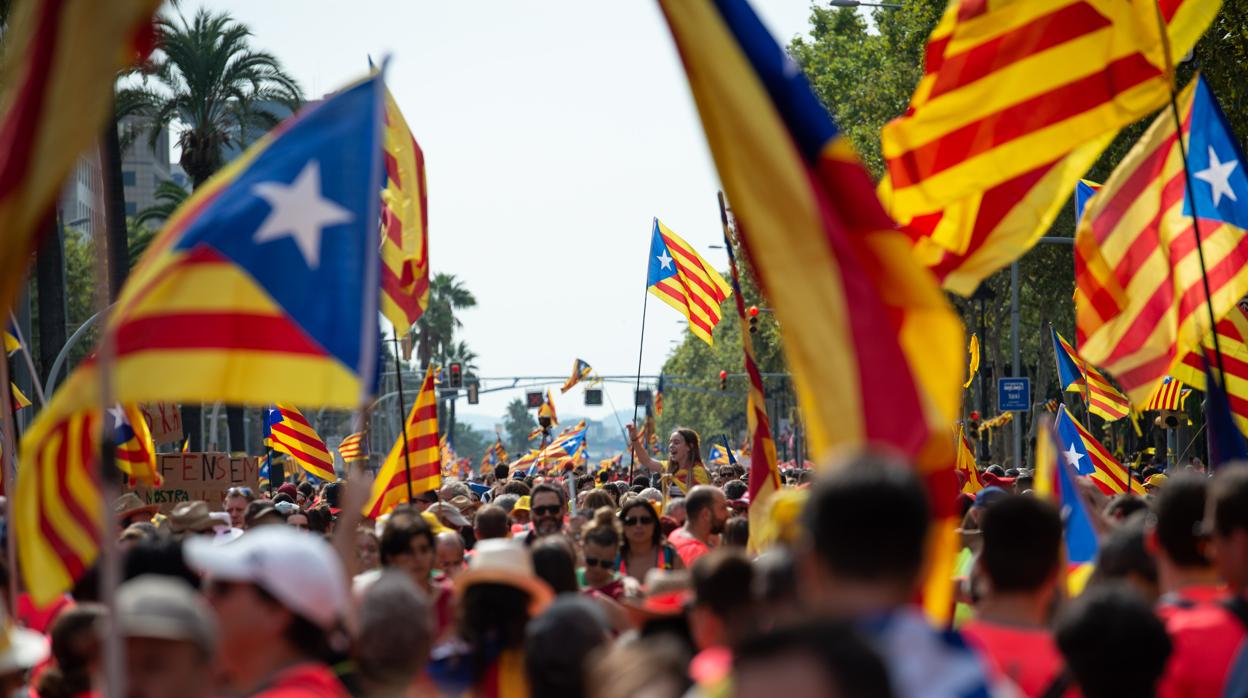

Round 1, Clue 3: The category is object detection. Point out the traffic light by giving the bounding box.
[1155,410,1181,429]
[635,389,652,407]
[526,391,543,408]
[719,370,728,391]
[448,363,463,389]
[467,380,479,405]
[966,410,981,439]
[585,389,603,406]
[748,305,759,334]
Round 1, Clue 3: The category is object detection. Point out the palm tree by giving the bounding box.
[416,273,477,369]
[134,180,189,229]
[117,8,302,187]
[117,8,301,452]
[436,340,479,375]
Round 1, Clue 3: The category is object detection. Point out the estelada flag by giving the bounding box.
[17,73,386,606]
[646,219,732,346]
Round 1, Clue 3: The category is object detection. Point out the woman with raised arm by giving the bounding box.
[625,423,711,496]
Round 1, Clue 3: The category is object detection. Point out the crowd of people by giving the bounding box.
[1,426,1247,697]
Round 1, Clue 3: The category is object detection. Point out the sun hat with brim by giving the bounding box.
[420,511,453,536]
[169,501,216,534]
[117,575,217,656]
[114,492,158,520]
[450,495,479,515]
[454,539,553,615]
[428,502,471,529]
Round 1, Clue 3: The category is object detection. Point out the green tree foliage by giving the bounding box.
[117,8,302,186]
[417,273,477,369]
[134,180,189,230]
[452,423,487,465]
[502,398,537,455]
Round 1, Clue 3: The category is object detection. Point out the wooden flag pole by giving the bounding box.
[390,330,415,502]
[1151,0,1226,380]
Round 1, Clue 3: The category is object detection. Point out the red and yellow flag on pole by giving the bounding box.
[0,0,160,317]
[659,0,964,621]
[364,366,441,518]
[1174,301,1248,433]
[379,87,430,334]
[878,0,1219,295]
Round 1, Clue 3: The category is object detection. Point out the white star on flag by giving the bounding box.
[252,161,353,269]
[1194,145,1239,207]
[107,404,127,429]
[1063,444,1084,469]
[657,249,674,271]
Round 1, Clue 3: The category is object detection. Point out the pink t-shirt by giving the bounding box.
[668,527,710,567]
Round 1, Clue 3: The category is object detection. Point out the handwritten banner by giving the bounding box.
[137,453,260,512]
[138,403,183,446]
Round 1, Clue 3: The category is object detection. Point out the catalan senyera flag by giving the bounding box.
[1077,76,1248,405]
[0,0,160,319]
[538,390,557,427]
[265,405,335,483]
[378,86,430,334]
[18,75,384,605]
[338,432,366,462]
[878,0,1219,296]
[963,333,979,389]
[660,0,963,621]
[646,219,732,346]
[561,359,593,393]
[1052,329,1131,421]
[1055,405,1145,496]
[365,366,440,518]
[1142,376,1190,412]
[955,425,983,495]
[109,404,160,487]
[1174,301,1248,433]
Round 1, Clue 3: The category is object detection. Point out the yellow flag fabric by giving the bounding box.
[963,334,980,389]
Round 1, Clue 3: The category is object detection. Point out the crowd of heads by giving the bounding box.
[4,425,1248,697]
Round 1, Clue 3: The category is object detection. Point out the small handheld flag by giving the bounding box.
[1053,405,1144,496]
[646,219,732,346]
[338,432,367,463]
[265,405,335,482]
[364,365,441,517]
[110,404,160,487]
[963,334,979,389]
[561,359,593,393]
[1051,329,1130,422]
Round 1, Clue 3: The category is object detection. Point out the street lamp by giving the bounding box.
[828,0,904,7]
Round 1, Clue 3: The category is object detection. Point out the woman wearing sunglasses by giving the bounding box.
[618,498,684,585]
[578,508,630,600]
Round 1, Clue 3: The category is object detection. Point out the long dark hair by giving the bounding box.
[672,427,703,467]
[460,583,533,680]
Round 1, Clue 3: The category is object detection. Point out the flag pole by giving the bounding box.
[391,330,415,502]
[0,354,21,616]
[630,228,653,485]
[1151,0,1226,379]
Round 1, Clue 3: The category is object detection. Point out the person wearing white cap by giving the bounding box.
[0,614,48,697]
[184,526,349,698]
[118,575,218,698]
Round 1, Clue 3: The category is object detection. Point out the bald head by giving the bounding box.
[435,531,465,577]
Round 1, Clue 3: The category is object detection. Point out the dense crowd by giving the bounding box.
[1,426,1247,697]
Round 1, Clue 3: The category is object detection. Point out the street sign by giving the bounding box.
[998,377,1031,412]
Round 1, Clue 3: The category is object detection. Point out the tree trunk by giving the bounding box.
[35,214,67,385]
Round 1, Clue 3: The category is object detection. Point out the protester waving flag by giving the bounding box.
[1077,76,1248,405]
[646,219,732,346]
[561,359,593,393]
[265,405,335,482]
[17,73,385,605]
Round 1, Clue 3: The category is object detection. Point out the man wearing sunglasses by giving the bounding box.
[223,487,256,530]
[522,483,566,546]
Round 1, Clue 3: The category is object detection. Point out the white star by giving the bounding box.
[1194,145,1239,207]
[1063,444,1084,469]
[656,250,674,271]
[252,161,353,268]
[107,404,127,429]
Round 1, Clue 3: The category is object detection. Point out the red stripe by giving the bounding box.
[1091,131,1183,244]
[887,53,1159,187]
[382,204,404,248]
[271,424,328,454]
[0,0,65,199]
[927,3,1110,103]
[381,263,424,323]
[35,421,88,581]
[115,312,329,357]
[1175,227,1248,326]
[278,408,313,429]
[655,270,720,324]
[377,462,441,494]
[661,234,728,302]
[651,281,715,335]
[384,151,401,191]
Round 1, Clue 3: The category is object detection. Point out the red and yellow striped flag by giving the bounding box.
[265,405,335,482]
[1064,413,1146,496]
[879,0,1219,295]
[660,0,963,621]
[16,411,104,605]
[378,87,430,334]
[1142,377,1190,412]
[0,0,160,318]
[338,432,366,462]
[1053,330,1132,422]
[646,219,733,346]
[1173,301,1248,433]
[720,195,779,555]
[364,366,441,518]
[1076,77,1248,404]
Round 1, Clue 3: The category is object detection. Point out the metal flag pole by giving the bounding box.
[629,221,655,485]
[391,330,415,502]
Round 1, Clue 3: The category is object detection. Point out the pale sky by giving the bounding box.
[192,0,820,429]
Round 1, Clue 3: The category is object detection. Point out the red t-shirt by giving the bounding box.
[1157,585,1247,698]
[961,620,1064,696]
[668,527,710,567]
[251,662,350,698]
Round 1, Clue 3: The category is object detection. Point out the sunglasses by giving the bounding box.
[623,516,655,527]
[584,556,616,570]
[532,505,562,517]
[226,487,254,498]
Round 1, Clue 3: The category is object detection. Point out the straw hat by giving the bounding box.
[169,501,216,534]
[454,539,553,615]
[114,492,158,520]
